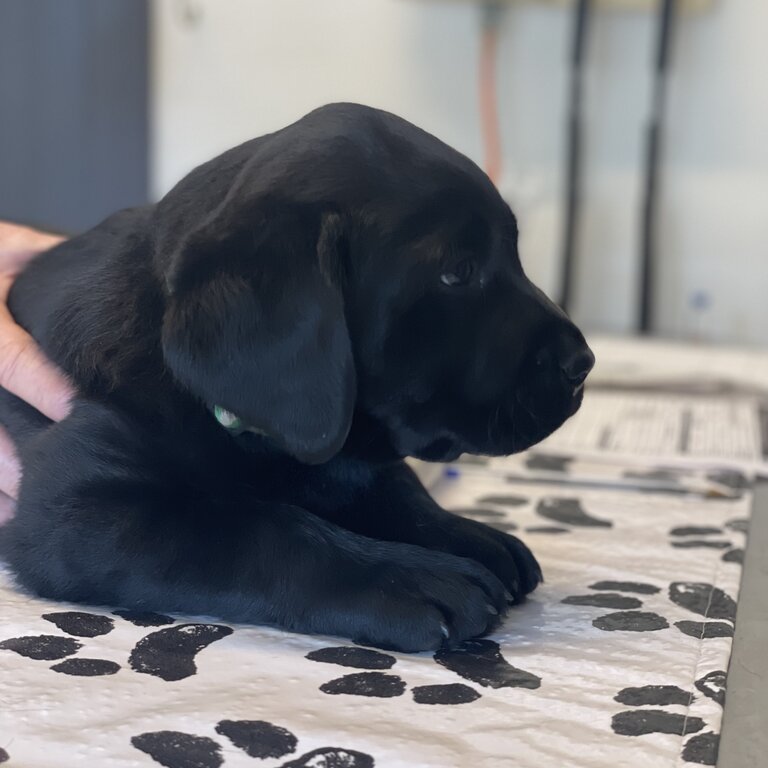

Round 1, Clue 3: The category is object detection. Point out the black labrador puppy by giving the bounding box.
[0,103,593,652]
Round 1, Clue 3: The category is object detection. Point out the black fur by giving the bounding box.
[0,104,593,652]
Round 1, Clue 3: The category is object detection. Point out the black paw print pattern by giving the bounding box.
[131,722,374,768]
[451,494,613,537]
[561,580,668,633]
[556,577,734,766]
[0,605,540,764]
[559,580,737,639]
[532,497,612,531]
[305,637,541,704]
[450,496,527,534]
[669,516,748,564]
[0,610,378,766]
[129,624,234,681]
[0,609,235,682]
[610,672,726,766]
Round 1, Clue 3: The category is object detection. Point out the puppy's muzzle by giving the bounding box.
[511,327,595,445]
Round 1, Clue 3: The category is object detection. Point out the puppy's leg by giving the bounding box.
[1,404,508,652]
[306,459,542,604]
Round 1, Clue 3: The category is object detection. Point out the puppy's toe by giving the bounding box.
[502,535,543,598]
[425,514,543,603]
[351,549,507,653]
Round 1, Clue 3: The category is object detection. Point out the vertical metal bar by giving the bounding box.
[559,0,591,315]
[639,0,677,334]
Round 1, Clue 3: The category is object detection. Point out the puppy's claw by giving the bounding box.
[486,603,499,616]
[440,622,450,639]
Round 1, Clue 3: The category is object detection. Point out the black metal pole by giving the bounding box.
[559,0,591,315]
[639,0,677,334]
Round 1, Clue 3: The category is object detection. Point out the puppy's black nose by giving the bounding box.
[534,339,594,392]
[560,346,595,387]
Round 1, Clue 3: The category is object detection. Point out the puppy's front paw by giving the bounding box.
[426,514,543,603]
[349,546,508,653]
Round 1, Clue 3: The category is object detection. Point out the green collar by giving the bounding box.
[213,405,267,437]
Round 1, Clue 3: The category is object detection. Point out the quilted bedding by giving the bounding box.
[0,452,747,768]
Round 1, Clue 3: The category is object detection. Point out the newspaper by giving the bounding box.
[535,390,768,472]
[527,335,768,474]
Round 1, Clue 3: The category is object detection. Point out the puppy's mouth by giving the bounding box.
[410,390,585,463]
[512,385,585,448]
[413,438,465,463]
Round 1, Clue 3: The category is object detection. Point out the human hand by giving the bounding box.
[0,221,74,521]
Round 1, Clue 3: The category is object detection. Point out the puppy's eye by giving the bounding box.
[440,259,475,287]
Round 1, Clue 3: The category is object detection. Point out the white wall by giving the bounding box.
[151,0,768,346]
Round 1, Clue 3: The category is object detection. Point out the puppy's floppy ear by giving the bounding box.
[161,206,355,464]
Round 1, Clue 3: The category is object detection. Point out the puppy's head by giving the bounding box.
[159,103,593,464]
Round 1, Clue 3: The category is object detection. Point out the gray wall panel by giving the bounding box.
[0,0,149,233]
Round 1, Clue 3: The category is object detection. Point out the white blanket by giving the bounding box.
[0,457,747,768]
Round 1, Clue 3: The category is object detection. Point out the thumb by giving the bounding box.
[0,275,74,421]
